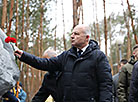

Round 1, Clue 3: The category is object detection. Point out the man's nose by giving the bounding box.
[71,33,74,38]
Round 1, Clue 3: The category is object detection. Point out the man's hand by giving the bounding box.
[14,50,23,58]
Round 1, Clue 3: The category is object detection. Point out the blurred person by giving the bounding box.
[15,24,112,102]
[112,59,128,102]
[32,49,63,102]
[129,44,138,102]
[2,87,20,102]
[117,45,138,102]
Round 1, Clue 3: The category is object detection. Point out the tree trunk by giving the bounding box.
[61,0,67,50]
[93,22,97,40]
[95,0,101,48]
[21,0,25,50]
[96,23,101,48]
[37,31,41,90]
[103,0,108,56]
[92,0,96,40]
[54,0,57,51]
[15,0,20,98]
[121,0,131,59]
[126,0,138,44]
[54,27,57,51]
[34,38,41,96]
[78,0,82,24]
[24,0,30,101]
[126,19,131,59]
[72,0,82,28]
[30,33,35,99]
[15,0,19,46]
[7,0,14,36]
[40,0,44,83]
[1,0,7,31]
[81,0,84,24]
[73,0,78,28]
[108,17,113,75]
[20,0,25,96]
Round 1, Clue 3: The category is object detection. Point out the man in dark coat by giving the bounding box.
[117,55,136,102]
[129,44,138,102]
[32,72,62,102]
[112,59,128,102]
[15,24,112,102]
[31,50,63,102]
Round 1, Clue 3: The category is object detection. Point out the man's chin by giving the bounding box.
[71,44,77,48]
[72,43,76,46]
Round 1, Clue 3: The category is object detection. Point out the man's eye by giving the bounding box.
[74,32,79,35]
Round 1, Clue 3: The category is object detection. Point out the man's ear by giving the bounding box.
[86,35,90,39]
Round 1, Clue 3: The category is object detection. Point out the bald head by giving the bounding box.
[74,24,91,36]
[42,49,57,58]
[71,24,90,49]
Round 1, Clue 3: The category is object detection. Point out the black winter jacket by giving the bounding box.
[20,40,112,102]
[129,62,138,102]
[31,72,63,102]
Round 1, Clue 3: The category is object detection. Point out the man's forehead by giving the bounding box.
[72,27,83,33]
[72,30,80,33]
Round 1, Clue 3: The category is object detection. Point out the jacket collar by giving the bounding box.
[68,39,99,57]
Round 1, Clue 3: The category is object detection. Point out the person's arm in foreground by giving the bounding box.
[14,50,62,72]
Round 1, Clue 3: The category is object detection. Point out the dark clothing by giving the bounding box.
[32,72,63,102]
[2,88,18,102]
[117,56,136,102]
[113,73,119,102]
[20,40,112,102]
[129,62,138,102]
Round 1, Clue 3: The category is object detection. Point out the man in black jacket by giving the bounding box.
[32,49,62,102]
[15,24,112,102]
[129,44,138,102]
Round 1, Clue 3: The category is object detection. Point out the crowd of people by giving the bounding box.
[1,24,138,102]
[112,44,138,102]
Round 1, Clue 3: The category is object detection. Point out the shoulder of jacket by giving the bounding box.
[94,50,107,59]
[123,63,133,70]
[120,66,127,73]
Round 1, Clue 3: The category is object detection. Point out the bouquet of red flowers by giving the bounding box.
[5,36,16,43]
[4,36,19,51]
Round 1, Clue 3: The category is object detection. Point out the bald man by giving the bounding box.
[31,49,62,102]
[42,49,57,58]
[15,24,112,102]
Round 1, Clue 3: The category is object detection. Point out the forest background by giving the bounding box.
[0,0,138,102]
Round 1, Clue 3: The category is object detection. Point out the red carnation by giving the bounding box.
[10,37,16,43]
[5,36,11,43]
[5,36,17,43]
